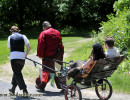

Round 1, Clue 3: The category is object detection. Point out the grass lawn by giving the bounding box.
[0,39,10,65]
[108,72,130,93]
[0,39,39,65]
[64,38,95,62]
[0,37,85,65]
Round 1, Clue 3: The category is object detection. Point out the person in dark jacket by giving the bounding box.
[7,26,31,94]
[36,21,65,92]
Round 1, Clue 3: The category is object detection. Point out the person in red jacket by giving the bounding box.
[36,21,65,92]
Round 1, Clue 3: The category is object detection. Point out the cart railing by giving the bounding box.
[26,57,58,72]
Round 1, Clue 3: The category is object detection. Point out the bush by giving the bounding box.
[114,0,130,12]
[98,9,129,58]
[97,0,130,74]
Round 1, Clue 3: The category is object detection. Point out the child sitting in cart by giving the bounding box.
[67,43,106,78]
[105,36,120,58]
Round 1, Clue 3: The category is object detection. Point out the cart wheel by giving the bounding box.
[95,79,112,100]
[65,84,82,100]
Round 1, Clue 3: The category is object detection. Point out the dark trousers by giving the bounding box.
[41,49,66,89]
[10,59,27,90]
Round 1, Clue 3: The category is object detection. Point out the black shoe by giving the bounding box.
[35,85,40,89]
[35,85,45,91]
[23,88,29,97]
[9,88,15,94]
[23,88,28,94]
[9,86,16,94]
[60,89,64,93]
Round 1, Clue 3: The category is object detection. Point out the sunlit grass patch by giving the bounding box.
[23,65,39,83]
[108,71,130,93]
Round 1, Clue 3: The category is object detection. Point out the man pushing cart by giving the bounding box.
[36,21,65,92]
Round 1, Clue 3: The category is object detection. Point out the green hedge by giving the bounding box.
[96,0,130,74]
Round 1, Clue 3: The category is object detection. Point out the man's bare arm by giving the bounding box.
[25,43,31,58]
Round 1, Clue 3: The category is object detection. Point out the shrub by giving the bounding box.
[98,9,130,59]
[114,0,130,13]
[97,0,130,73]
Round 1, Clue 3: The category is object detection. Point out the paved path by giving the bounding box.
[0,80,130,100]
[0,80,65,100]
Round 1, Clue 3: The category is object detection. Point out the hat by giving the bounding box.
[10,26,21,32]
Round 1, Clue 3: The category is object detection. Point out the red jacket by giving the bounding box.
[37,28,64,58]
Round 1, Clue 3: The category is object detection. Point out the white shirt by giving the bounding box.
[7,32,29,60]
[105,48,120,58]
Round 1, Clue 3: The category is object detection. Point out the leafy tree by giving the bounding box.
[97,0,130,72]
[114,0,130,12]
[0,0,117,38]
[57,0,116,29]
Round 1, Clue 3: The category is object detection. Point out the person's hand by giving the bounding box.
[25,55,27,58]
[25,54,28,58]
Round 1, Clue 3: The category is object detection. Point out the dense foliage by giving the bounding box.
[0,0,116,38]
[97,0,130,73]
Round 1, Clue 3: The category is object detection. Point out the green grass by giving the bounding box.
[0,37,84,65]
[23,65,39,83]
[108,71,130,93]
[0,39,38,65]
[64,39,95,62]
[0,39,10,65]
[62,37,86,43]
[29,39,38,54]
